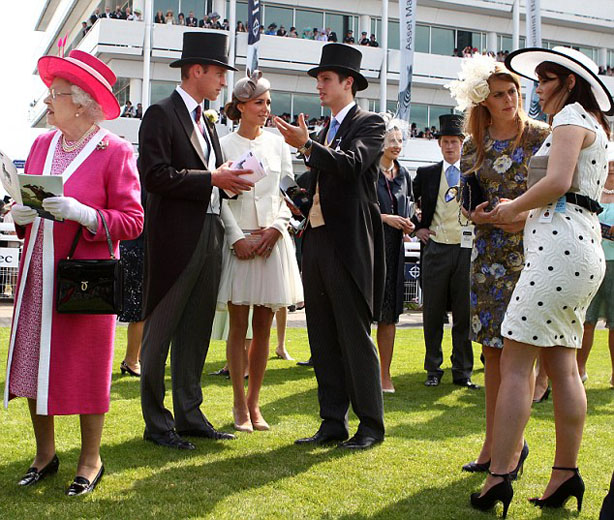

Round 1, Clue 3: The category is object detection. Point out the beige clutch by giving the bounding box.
[527,155,580,191]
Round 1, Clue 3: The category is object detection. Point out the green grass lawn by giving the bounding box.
[1,326,613,519]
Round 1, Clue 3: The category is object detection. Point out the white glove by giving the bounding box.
[42,197,98,231]
[11,204,37,226]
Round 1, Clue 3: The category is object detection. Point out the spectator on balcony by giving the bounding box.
[369,34,379,47]
[185,11,197,27]
[287,26,298,38]
[154,10,164,23]
[316,28,328,42]
[210,13,222,29]
[134,9,143,21]
[359,32,369,46]
[90,9,100,24]
[265,23,277,35]
[199,16,210,28]
[277,25,287,37]
[100,6,112,18]
[328,31,338,42]
[135,103,143,119]
[312,28,321,40]
[165,10,175,25]
[125,7,134,21]
[177,12,186,26]
[237,21,246,32]
[112,5,126,19]
[81,21,89,38]
[302,27,313,40]
[410,122,417,138]
[222,19,230,30]
[343,30,355,44]
[121,101,136,118]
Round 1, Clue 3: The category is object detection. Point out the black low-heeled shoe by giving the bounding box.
[66,464,104,497]
[120,360,140,377]
[18,454,59,486]
[470,472,514,519]
[510,440,529,481]
[462,460,490,473]
[528,466,585,512]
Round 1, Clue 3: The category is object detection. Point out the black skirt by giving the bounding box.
[118,241,144,323]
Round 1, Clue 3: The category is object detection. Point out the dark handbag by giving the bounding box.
[56,209,123,314]
[459,173,486,211]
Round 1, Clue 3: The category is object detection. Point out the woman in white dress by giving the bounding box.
[219,71,303,432]
[469,46,613,517]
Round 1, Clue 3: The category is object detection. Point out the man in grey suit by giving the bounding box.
[412,114,477,389]
[138,32,252,449]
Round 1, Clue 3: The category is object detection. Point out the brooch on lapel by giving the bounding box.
[96,140,108,151]
[204,109,219,124]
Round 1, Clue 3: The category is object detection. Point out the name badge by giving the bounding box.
[460,227,474,248]
[554,196,566,213]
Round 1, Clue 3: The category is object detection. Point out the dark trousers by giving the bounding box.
[140,215,224,435]
[302,227,384,440]
[421,240,473,380]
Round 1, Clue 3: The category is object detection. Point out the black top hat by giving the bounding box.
[438,114,464,137]
[308,43,368,91]
[170,32,238,70]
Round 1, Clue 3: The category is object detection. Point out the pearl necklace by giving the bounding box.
[61,124,98,153]
[603,187,614,194]
[381,162,395,179]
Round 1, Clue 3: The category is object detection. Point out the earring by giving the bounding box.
[75,112,80,118]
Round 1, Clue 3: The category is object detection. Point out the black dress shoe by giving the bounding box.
[66,465,104,497]
[208,367,230,377]
[424,375,441,387]
[295,430,347,445]
[144,429,195,449]
[177,427,235,440]
[296,358,313,367]
[462,460,490,473]
[337,434,383,450]
[453,378,481,390]
[18,454,59,486]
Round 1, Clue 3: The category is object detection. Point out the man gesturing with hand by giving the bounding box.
[138,32,252,449]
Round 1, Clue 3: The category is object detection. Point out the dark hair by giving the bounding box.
[535,61,611,138]
[180,63,208,80]
[224,96,242,122]
[334,71,358,97]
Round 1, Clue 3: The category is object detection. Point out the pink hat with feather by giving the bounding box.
[37,49,121,120]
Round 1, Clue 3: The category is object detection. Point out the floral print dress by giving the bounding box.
[461,119,550,348]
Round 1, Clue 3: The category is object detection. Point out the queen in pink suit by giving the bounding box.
[3,50,143,496]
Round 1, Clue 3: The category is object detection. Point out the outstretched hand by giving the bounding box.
[211,160,254,195]
[273,113,310,149]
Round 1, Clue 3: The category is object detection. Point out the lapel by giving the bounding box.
[333,104,359,150]
[204,117,223,168]
[429,161,443,202]
[171,91,208,169]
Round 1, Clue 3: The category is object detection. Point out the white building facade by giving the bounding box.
[30,0,614,168]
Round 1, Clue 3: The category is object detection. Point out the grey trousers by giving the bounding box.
[421,240,473,380]
[140,215,224,435]
[302,227,385,440]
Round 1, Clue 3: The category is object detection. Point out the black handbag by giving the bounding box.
[56,209,123,314]
[459,173,486,212]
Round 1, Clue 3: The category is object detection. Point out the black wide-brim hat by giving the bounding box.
[505,46,614,116]
[170,31,238,71]
[438,114,464,137]
[308,43,368,91]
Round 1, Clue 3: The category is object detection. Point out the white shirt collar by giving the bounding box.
[176,85,203,119]
[331,101,356,126]
[443,159,461,171]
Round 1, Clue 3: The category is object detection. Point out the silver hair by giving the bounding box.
[70,84,104,122]
[379,112,409,140]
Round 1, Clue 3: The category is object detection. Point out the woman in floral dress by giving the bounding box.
[448,56,550,477]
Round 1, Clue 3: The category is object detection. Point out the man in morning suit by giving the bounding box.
[139,32,253,449]
[412,114,477,389]
[275,43,386,450]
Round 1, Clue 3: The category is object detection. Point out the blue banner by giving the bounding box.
[396,0,417,122]
[247,0,261,74]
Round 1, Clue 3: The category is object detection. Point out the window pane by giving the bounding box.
[293,93,322,120]
[235,1,248,28]
[409,103,428,134]
[388,20,400,50]
[264,5,293,32]
[113,77,130,108]
[151,81,177,104]
[429,106,453,130]
[295,9,323,38]
[154,0,179,16]
[609,50,614,67]
[415,24,429,53]
[271,91,291,117]
[578,46,596,62]
[180,0,205,18]
[457,30,483,53]
[431,27,454,56]
[326,13,353,42]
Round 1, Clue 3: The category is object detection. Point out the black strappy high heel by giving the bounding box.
[470,472,514,518]
[528,466,585,512]
[510,440,529,481]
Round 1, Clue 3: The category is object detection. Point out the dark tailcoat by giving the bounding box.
[138,90,223,317]
[411,161,443,231]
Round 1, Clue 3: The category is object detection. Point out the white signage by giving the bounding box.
[0,247,20,268]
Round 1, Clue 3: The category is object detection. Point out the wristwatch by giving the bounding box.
[297,138,313,155]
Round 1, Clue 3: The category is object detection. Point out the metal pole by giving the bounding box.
[227,0,237,129]
[380,0,389,113]
[142,0,153,109]
[512,0,520,51]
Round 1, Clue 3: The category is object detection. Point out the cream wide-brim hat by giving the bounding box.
[505,46,614,116]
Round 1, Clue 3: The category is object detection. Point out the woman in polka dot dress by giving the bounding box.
[470,46,613,517]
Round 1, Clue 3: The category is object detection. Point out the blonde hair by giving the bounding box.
[464,63,527,174]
